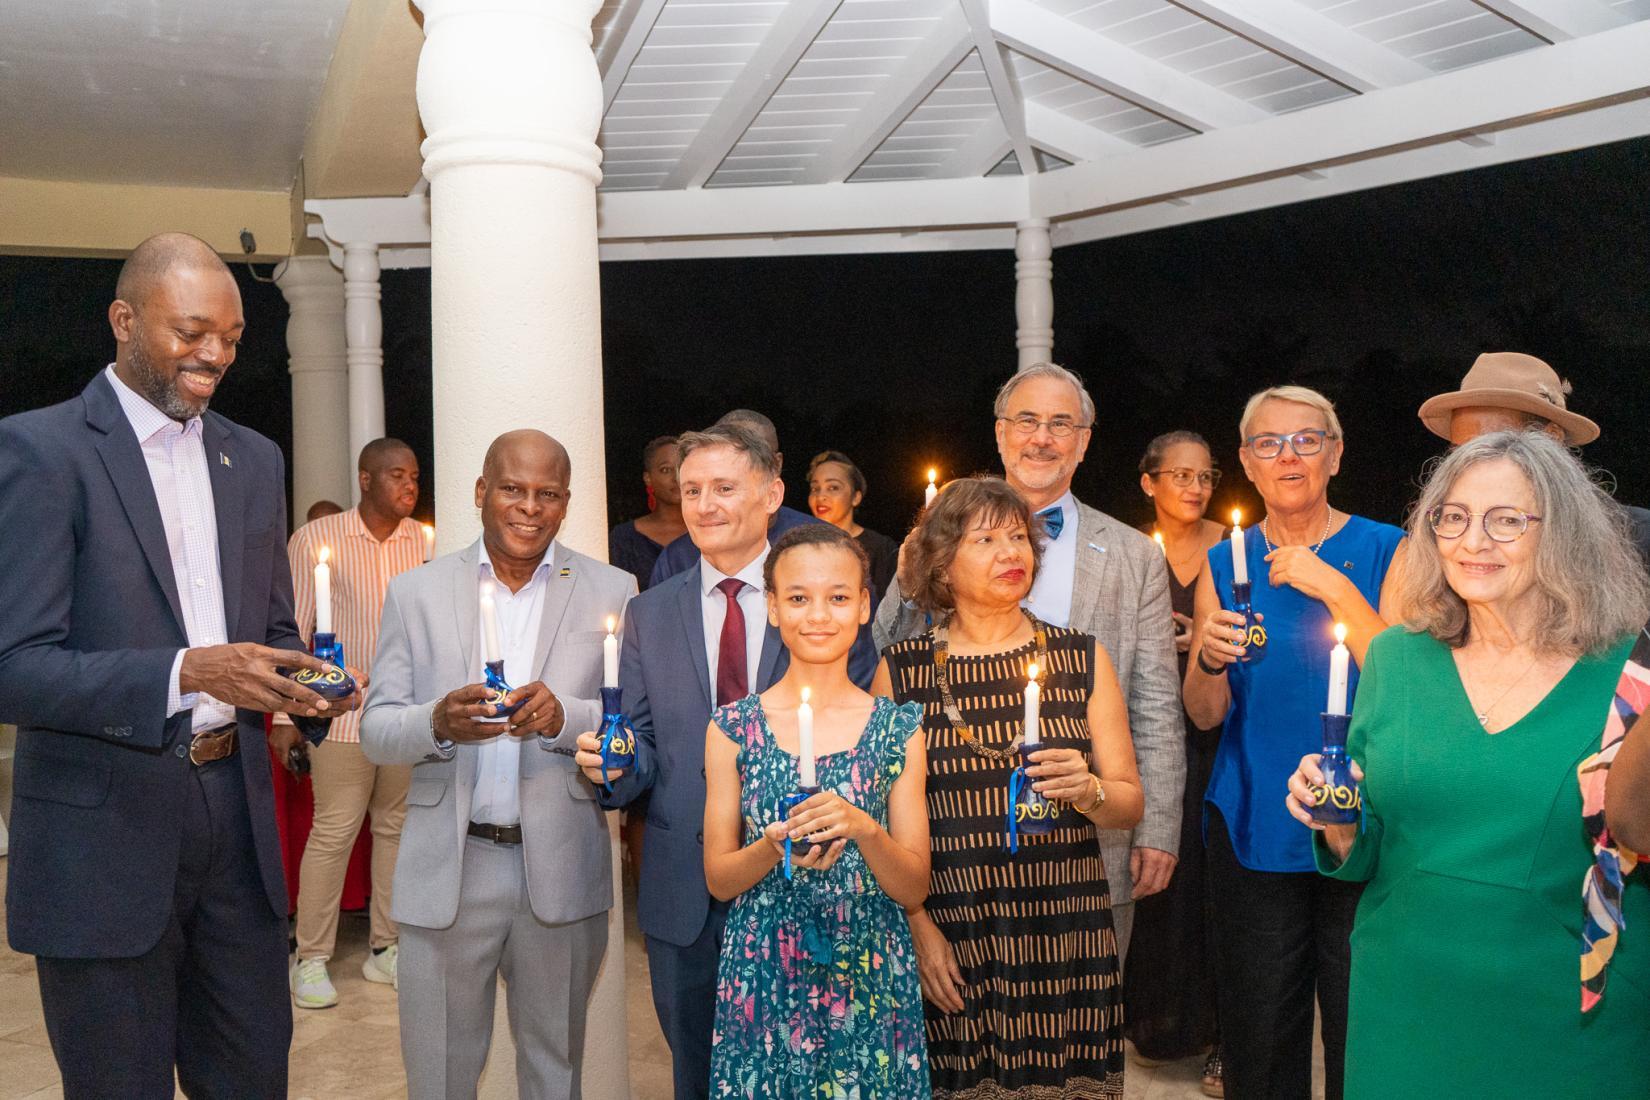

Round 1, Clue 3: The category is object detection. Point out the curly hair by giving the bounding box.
[904,476,1044,614]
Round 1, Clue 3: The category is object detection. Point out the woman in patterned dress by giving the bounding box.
[704,524,932,1098]
[874,476,1145,1100]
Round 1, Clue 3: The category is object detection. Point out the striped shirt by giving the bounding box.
[105,366,233,733]
[287,508,426,743]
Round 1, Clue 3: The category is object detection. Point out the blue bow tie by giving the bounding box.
[1037,505,1065,541]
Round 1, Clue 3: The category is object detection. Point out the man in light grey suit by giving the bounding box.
[874,363,1184,957]
[362,430,635,1100]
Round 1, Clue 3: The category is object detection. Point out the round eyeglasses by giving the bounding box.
[999,415,1091,439]
[1149,467,1221,490]
[1244,429,1334,460]
[1427,504,1543,543]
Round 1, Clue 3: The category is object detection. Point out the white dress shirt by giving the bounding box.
[106,366,233,733]
[1024,490,1078,628]
[470,542,553,826]
[700,546,769,700]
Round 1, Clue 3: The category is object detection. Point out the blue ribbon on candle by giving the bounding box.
[1007,766,1025,853]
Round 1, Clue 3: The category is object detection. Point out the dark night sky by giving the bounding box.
[4,136,1647,545]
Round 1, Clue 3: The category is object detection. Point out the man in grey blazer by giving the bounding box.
[874,362,1184,957]
[362,430,635,1100]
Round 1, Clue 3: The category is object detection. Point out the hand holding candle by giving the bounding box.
[1023,662,1041,746]
[1327,622,1349,715]
[603,614,619,688]
[1229,509,1248,586]
[314,547,333,636]
[798,686,817,788]
[479,579,501,664]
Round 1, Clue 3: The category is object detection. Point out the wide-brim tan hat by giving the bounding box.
[1417,351,1600,445]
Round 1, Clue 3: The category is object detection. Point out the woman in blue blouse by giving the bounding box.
[1183,386,1405,1100]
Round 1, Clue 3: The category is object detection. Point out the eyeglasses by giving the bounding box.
[1149,467,1221,490]
[1244,429,1335,460]
[999,415,1091,439]
[1426,504,1543,543]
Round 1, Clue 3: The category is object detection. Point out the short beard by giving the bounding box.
[128,324,209,422]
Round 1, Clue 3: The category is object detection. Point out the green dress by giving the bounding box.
[709,694,931,1099]
[1318,627,1650,1097]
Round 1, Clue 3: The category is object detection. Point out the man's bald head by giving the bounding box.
[481,430,570,483]
[114,232,232,310]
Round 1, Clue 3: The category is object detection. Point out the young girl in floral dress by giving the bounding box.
[703,524,931,1099]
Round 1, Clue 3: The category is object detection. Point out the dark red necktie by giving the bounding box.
[715,577,749,707]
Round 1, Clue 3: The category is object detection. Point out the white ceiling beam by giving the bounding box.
[1024,101,1134,163]
[1051,96,1650,247]
[1031,18,1650,219]
[933,117,1016,178]
[989,0,1269,132]
[660,0,845,189]
[959,0,1039,175]
[798,8,973,185]
[1172,0,1430,92]
[1472,0,1631,41]
[598,0,670,112]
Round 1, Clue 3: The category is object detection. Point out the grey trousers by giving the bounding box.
[398,836,608,1100]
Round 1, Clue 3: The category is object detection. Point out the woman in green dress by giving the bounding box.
[1286,429,1650,1097]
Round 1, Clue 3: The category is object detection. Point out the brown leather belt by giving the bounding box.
[189,723,238,766]
[467,822,523,845]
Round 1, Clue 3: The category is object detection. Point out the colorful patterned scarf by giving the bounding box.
[1578,625,1650,1012]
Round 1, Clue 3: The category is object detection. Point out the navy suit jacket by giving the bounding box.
[649,505,877,686]
[0,373,303,958]
[601,562,787,947]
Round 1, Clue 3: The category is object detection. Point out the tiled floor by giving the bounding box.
[0,857,1319,1098]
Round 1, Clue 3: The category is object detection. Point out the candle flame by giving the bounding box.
[1231,508,1242,528]
[606,614,617,634]
[1026,661,1039,682]
[422,523,434,535]
[800,686,811,704]
[927,468,937,483]
[1153,530,1165,551]
[480,577,495,601]
[317,546,331,565]
[1334,622,1347,644]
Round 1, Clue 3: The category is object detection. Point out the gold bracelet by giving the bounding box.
[1075,773,1104,815]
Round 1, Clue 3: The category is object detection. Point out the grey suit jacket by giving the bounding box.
[360,540,636,930]
[873,500,1186,886]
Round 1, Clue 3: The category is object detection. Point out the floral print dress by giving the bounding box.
[710,693,932,1100]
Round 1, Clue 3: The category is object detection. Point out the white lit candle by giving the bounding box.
[1328,622,1350,715]
[1153,530,1166,557]
[1023,662,1041,746]
[603,614,620,688]
[479,579,502,664]
[422,523,435,562]
[925,468,938,508]
[798,686,817,788]
[314,547,333,636]
[1230,509,1249,586]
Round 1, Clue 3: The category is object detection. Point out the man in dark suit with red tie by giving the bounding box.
[0,233,348,1099]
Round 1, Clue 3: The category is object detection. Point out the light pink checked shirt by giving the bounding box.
[106,366,234,733]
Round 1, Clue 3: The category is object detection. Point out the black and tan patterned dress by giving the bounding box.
[886,625,1124,1100]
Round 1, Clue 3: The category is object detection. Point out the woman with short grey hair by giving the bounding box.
[1286,429,1650,1098]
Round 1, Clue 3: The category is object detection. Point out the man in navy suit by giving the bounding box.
[0,233,347,1099]
[576,421,788,1100]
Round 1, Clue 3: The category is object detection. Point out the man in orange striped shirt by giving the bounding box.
[278,438,426,1008]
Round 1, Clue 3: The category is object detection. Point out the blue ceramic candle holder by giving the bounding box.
[1231,580,1268,664]
[482,659,525,720]
[597,686,636,791]
[1308,712,1361,825]
[1008,742,1058,852]
[780,784,822,879]
[286,632,357,746]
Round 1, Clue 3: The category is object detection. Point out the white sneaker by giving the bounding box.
[363,943,398,990]
[290,956,338,1009]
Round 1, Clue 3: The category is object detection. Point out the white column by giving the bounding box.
[414,3,625,1098]
[276,257,353,525]
[1015,217,1054,368]
[343,241,386,499]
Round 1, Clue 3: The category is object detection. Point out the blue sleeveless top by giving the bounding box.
[1205,513,1404,872]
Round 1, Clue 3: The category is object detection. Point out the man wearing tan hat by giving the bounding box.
[1418,351,1650,563]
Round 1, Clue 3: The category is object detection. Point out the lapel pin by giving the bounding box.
[219,453,232,468]
[558,566,571,578]
[1088,542,1105,554]
[1343,561,1354,569]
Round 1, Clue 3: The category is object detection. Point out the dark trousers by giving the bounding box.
[1206,807,1360,1100]
[35,755,290,1100]
[645,899,729,1100]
